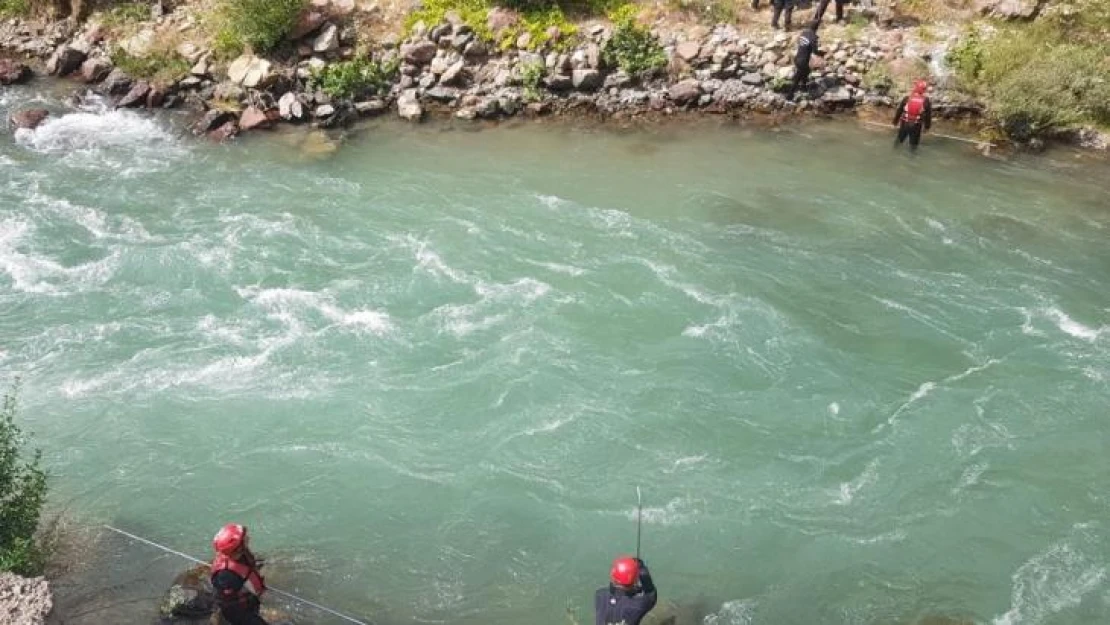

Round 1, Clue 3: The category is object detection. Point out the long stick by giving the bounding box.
[635,486,642,560]
[102,525,372,625]
[860,120,996,147]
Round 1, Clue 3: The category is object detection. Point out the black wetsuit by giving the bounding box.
[814,0,849,23]
[787,26,821,100]
[595,562,658,625]
[771,0,795,29]
[212,568,270,625]
[893,95,933,150]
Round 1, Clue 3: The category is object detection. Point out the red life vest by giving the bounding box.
[902,94,926,124]
[211,553,266,606]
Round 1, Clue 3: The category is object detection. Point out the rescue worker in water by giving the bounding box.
[595,557,657,625]
[893,79,933,151]
[211,523,270,625]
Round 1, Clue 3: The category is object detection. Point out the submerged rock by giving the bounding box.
[9,108,49,130]
[159,565,215,620]
[0,58,32,85]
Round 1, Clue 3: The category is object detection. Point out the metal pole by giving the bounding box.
[102,525,372,625]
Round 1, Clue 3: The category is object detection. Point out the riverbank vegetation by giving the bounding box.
[947,0,1110,139]
[212,0,306,57]
[0,383,49,577]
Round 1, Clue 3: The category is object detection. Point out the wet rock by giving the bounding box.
[314,23,340,53]
[117,81,151,108]
[292,10,327,39]
[208,120,239,142]
[227,54,272,88]
[439,59,466,86]
[455,107,477,120]
[497,89,523,115]
[668,78,701,105]
[194,109,238,134]
[47,45,86,77]
[146,86,166,109]
[571,68,602,92]
[397,89,423,121]
[475,96,500,118]
[0,573,52,625]
[314,104,336,119]
[278,91,307,121]
[0,59,32,85]
[239,105,275,131]
[99,69,133,96]
[79,57,112,83]
[9,108,48,131]
[159,566,214,620]
[354,98,387,116]
[401,40,437,65]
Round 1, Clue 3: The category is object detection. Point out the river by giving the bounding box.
[2,83,1109,625]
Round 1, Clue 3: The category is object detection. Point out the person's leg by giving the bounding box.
[771,0,783,27]
[909,124,922,151]
[784,0,794,28]
[813,0,830,22]
[896,123,910,145]
[220,604,271,625]
[788,64,809,100]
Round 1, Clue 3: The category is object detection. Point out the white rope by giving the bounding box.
[102,525,371,625]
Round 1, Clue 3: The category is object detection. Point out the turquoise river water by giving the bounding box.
[1,84,1109,625]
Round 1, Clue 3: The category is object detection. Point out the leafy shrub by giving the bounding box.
[310,57,399,100]
[862,62,893,94]
[109,46,190,84]
[0,384,48,577]
[946,25,983,88]
[667,0,736,25]
[406,0,492,43]
[602,7,665,77]
[213,0,307,57]
[0,0,30,17]
[520,60,544,100]
[98,1,149,27]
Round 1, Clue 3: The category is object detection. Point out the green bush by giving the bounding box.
[520,60,544,100]
[98,1,149,27]
[602,7,665,77]
[946,25,984,88]
[406,0,492,43]
[667,0,737,25]
[109,46,191,84]
[0,384,48,577]
[310,57,399,100]
[213,0,307,57]
[0,0,30,17]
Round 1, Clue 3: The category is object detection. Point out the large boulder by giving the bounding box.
[9,108,49,131]
[159,565,215,620]
[194,109,239,134]
[974,0,1045,19]
[571,68,602,92]
[397,89,423,121]
[80,57,112,83]
[0,573,52,625]
[401,40,437,65]
[278,91,307,121]
[46,45,87,77]
[668,78,702,105]
[0,59,32,85]
[227,54,273,88]
[117,81,151,108]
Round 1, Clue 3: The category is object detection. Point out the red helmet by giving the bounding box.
[912,79,928,94]
[610,557,640,587]
[213,523,246,554]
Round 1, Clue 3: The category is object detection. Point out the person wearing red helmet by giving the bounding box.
[893,79,933,151]
[210,523,269,625]
[595,556,657,625]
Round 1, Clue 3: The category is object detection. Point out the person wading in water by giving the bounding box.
[595,557,658,625]
[211,523,270,625]
[893,79,933,151]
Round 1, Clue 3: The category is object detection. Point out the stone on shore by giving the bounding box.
[194,109,238,134]
[292,11,328,39]
[974,0,1044,19]
[278,92,307,121]
[668,78,702,105]
[9,108,49,131]
[80,57,112,83]
[46,45,86,77]
[676,41,700,62]
[439,60,466,86]
[397,89,423,121]
[572,69,602,92]
[401,40,438,65]
[117,81,151,108]
[227,54,273,88]
[98,68,133,96]
[0,572,52,625]
[239,105,275,131]
[313,23,340,53]
[0,59,32,85]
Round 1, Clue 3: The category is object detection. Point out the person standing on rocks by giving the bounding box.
[211,523,270,625]
[893,79,933,151]
[813,0,850,24]
[787,21,824,100]
[770,0,796,30]
[595,557,658,625]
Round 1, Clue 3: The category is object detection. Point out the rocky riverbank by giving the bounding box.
[0,0,1006,143]
[0,572,53,625]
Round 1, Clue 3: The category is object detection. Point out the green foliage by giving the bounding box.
[946,25,983,88]
[504,4,578,51]
[98,2,150,28]
[667,0,737,25]
[0,384,48,577]
[862,62,893,94]
[213,0,307,57]
[602,8,665,78]
[520,60,544,101]
[109,46,190,85]
[310,56,399,100]
[0,0,30,17]
[406,0,492,43]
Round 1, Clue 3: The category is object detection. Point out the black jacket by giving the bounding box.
[594,564,658,625]
[795,28,822,67]
[893,95,933,130]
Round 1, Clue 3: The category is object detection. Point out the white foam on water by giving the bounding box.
[400,236,470,284]
[833,459,880,506]
[242,286,394,336]
[992,539,1106,625]
[27,188,153,242]
[525,259,587,277]
[627,496,702,527]
[0,215,119,293]
[474,277,551,303]
[1043,307,1105,342]
[952,461,988,495]
[703,599,757,625]
[828,402,840,416]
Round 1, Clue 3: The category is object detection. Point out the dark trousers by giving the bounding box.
[814,0,848,22]
[896,122,923,150]
[219,603,270,625]
[787,62,810,100]
[772,0,794,28]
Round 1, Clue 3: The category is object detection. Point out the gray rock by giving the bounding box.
[191,56,210,77]
[425,86,459,102]
[668,78,701,105]
[227,54,272,88]
[0,572,53,624]
[740,72,763,86]
[354,98,387,115]
[314,104,336,118]
[439,60,466,86]
[99,69,133,96]
[291,10,327,39]
[401,40,438,65]
[498,90,523,115]
[418,73,437,89]
[0,59,32,85]
[455,107,477,120]
[572,68,601,92]
[463,40,487,59]
[179,76,203,88]
[9,108,49,130]
[974,0,1045,19]
[47,45,86,77]
[313,23,340,53]
[714,79,750,105]
[278,91,306,121]
[586,44,602,69]
[604,71,632,89]
[239,105,274,131]
[193,109,237,134]
[430,54,451,75]
[117,81,151,108]
[430,23,452,43]
[451,33,473,50]
[676,41,700,62]
[544,74,572,91]
[397,89,423,121]
[79,57,112,83]
[476,97,500,118]
[821,86,854,105]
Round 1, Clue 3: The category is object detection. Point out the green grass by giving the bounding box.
[109,46,191,85]
[666,0,737,25]
[212,0,307,58]
[0,0,30,17]
[310,56,399,100]
[97,1,150,28]
[520,59,545,100]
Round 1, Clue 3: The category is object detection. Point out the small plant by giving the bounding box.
[862,62,893,94]
[213,0,307,57]
[603,7,666,78]
[0,0,30,17]
[98,1,149,28]
[520,60,545,101]
[406,0,492,43]
[109,46,191,85]
[0,383,48,577]
[946,25,983,88]
[310,56,399,100]
[667,0,736,25]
